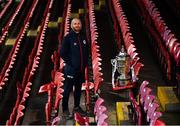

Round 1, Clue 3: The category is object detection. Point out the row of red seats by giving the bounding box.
[94,97,108,126]
[136,0,179,83]
[0,0,38,91]
[75,97,108,126]
[6,0,52,125]
[107,0,122,49]
[137,0,172,81]
[53,0,71,113]
[142,0,173,81]
[0,0,12,23]
[81,0,95,110]
[0,0,26,45]
[5,0,41,124]
[150,26,172,80]
[14,2,52,125]
[63,2,71,37]
[88,0,103,94]
[129,90,142,125]
[112,0,138,60]
[39,0,71,125]
[5,0,40,124]
[52,0,72,124]
[87,0,107,125]
[129,80,165,125]
[57,0,69,52]
[141,0,180,66]
[139,80,165,125]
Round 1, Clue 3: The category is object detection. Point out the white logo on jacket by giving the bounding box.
[83,40,86,44]
[74,42,77,46]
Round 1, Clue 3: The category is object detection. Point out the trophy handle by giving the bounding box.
[111,59,117,88]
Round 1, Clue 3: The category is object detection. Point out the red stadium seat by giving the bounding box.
[74,112,89,125]
[147,102,159,122]
[149,111,162,126]
[140,87,152,105]
[144,95,155,112]
[96,113,108,126]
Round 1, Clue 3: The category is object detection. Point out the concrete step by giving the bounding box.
[48,22,58,28]
[71,13,79,18]
[37,25,41,33]
[94,0,106,11]
[116,102,132,125]
[27,30,37,37]
[58,17,63,23]
[94,4,100,11]
[99,0,106,6]
[158,86,180,112]
[5,38,16,45]
[78,9,85,14]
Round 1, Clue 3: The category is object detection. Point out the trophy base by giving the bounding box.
[113,80,136,91]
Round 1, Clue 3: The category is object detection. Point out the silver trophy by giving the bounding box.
[111,46,132,88]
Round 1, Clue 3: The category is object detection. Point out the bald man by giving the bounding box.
[60,18,88,118]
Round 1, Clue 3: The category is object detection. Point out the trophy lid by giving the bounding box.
[117,45,130,59]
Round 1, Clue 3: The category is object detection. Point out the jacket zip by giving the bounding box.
[77,35,83,72]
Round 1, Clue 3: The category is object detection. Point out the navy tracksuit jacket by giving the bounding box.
[60,30,89,111]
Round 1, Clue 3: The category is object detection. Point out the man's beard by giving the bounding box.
[73,27,81,33]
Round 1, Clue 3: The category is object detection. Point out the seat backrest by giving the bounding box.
[149,111,162,126]
[144,94,155,112]
[134,62,144,76]
[97,113,108,126]
[140,87,152,105]
[94,97,104,114]
[74,112,87,125]
[147,102,159,122]
[139,80,150,94]
[95,105,107,122]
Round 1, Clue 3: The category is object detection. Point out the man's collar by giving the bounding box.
[71,30,81,35]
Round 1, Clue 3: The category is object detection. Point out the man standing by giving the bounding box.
[60,18,89,117]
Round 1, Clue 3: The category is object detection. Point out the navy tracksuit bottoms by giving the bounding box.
[62,74,83,112]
